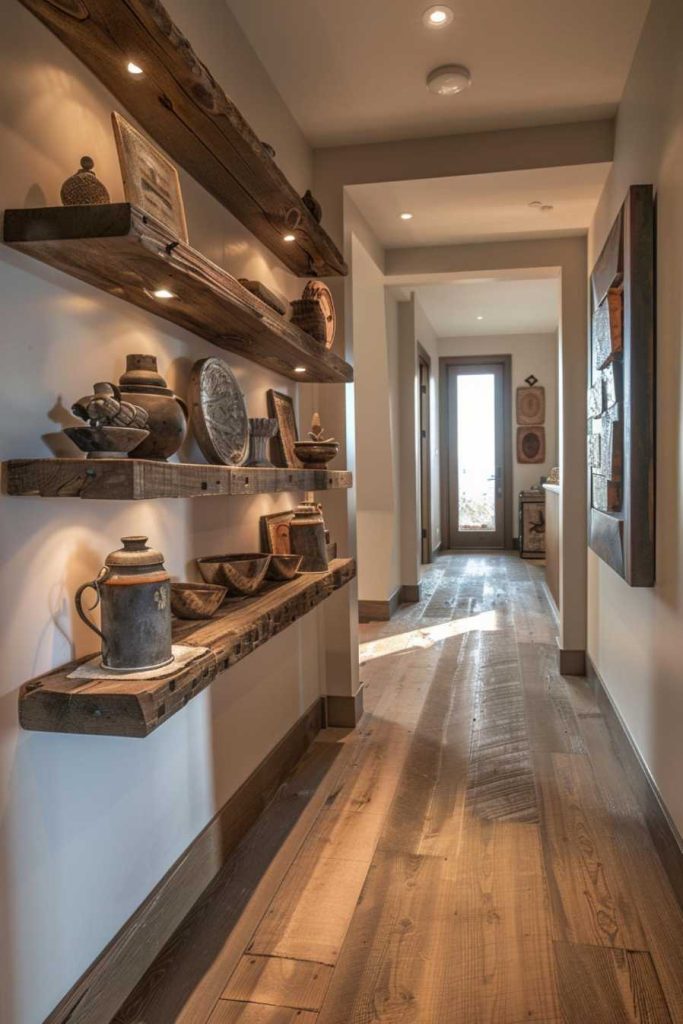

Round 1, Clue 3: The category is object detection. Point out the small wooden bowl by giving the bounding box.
[266,553,304,581]
[64,424,150,458]
[171,581,227,619]
[197,553,271,596]
[293,440,340,469]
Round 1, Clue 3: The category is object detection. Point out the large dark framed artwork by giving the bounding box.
[588,184,655,586]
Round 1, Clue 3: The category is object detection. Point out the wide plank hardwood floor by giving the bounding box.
[113,553,683,1024]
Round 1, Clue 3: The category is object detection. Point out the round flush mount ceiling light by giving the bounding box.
[423,5,454,27]
[127,61,144,75]
[400,212,414,221]
[427,64,472,96]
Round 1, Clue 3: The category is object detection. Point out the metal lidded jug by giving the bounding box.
[289,502,329,572]
[75,536,173,672]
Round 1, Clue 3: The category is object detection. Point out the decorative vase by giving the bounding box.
[289,502,329,572]
[60,156,110,206]
[290,298,327,345]
[246,417,278,467]
[118,354,187,461]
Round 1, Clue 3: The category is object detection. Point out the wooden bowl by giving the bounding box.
[64,424,150,458]
[171,581,227,619]
[266,554,303,581]
[293,440,340,469]
[196,553,271,596]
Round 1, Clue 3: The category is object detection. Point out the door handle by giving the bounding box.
[495,466,502,498]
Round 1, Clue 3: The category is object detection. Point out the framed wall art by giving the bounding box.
[260,510,294,554]
[517,425,545,464]
[112,111,189,242]
[516,379,545,425]
[266,389,299,467]
[588,184,655,586]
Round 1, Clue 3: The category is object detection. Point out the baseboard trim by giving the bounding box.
[358,588,400,623]
[558,646,586,676]
[44,697,325,1024]
[326,684,364,728]
[399,583,421,603]
[585,654,683,910]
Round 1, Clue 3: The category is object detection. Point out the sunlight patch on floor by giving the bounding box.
[359,609,501,664]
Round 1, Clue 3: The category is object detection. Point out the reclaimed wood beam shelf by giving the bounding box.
[3,205,353,384]
[19,558,356,738]
[18,0,347,278]
[3,459,352,500]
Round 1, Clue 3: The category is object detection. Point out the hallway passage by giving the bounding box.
[115,554,683,1023]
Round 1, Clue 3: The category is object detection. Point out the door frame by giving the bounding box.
[417,343,432,564]
[439,354,514,550]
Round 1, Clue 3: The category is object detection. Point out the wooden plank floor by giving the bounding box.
[113,553,683,1024]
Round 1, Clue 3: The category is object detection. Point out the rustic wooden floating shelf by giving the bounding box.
[19,558,356,738]
[3,459,352,500]
[18,0,347,278]
[3,205,353,384]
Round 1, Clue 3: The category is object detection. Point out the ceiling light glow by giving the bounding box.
[294,366,307,373]
[427,64,472,96]
[423,5,454,27]
[127,61,143,75]
[283,233,296,242]
[152,288,175,299]
[476,315,484,320]
[400,212,414,221]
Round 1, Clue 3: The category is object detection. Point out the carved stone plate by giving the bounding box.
[189,357,249,466]
[302,280,336,349]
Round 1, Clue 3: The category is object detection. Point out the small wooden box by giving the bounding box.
[519,490,546,559]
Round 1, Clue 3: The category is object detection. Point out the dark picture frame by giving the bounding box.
[588,184,655,586]
[260,510,294,554]
[266,389,299,467]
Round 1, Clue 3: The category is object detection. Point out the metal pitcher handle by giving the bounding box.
[74,567,110,644]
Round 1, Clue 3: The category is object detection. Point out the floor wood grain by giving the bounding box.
[111,554,683,1024]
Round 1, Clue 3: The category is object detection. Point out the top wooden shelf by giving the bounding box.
[4,204,353,384]
[19,0,347,278]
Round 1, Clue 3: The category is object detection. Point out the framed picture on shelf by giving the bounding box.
[260,510,294,554]
[266,389,299,467]
[111,111,189,242]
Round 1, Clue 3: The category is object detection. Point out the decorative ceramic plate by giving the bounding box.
[302,280,336,349]
[189,357,249,466]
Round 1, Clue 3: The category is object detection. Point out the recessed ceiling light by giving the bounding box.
[476,315,484,320]
[423,5,454,27]
[294,366,307,374]
[152,288,175,300]
[427,64,472,96]
[283,233,296,242]
[127,62,143,75]
[400,212,413,221]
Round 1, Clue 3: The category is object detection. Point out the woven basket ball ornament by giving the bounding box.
[60,156,110,206]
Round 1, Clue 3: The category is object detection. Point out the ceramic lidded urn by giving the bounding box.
[60,156,110,206]
[75,536,173,672]
[118,355,187,460]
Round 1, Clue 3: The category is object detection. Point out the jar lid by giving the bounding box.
[105,536,165,568]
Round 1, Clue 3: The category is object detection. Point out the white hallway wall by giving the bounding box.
[0,3,343,1022]
[439,333,559,538]
[587,0,683,836]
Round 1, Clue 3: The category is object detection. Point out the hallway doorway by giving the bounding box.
[440,355,513,550]
[418,345,432,564]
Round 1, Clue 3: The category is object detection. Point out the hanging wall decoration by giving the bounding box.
[112,111,189,242]
[517,425,546,464]
[516,374,545,425]
[588,184,655,586]
[189,357,249,466]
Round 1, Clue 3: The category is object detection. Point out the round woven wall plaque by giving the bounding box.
[516,385,545,425]
[189,357,249,466]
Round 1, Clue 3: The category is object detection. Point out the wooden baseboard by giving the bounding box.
[326,685,364,728]
[44,697,325,1024]
[585,654,683,910]
[558,646,586,676]
[358,588,400,623]
[399,583,421,603]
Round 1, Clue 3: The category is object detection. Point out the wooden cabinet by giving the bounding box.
[543,484,560,611]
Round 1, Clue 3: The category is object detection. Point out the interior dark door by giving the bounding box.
[418,353,432,563]
[447,362,505,549]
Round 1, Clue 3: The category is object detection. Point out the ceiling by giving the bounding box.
[348,162,611,247]
[227,0,650,147]
[390,273,560,336]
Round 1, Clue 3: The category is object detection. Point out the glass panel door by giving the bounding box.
[447,362,505,548]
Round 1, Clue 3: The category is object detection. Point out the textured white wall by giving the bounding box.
[439,333,559,537]
[0,4,335,1022]
[587,0,683,836]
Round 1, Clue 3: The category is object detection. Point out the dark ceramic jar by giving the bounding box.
[118,354,187,460]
